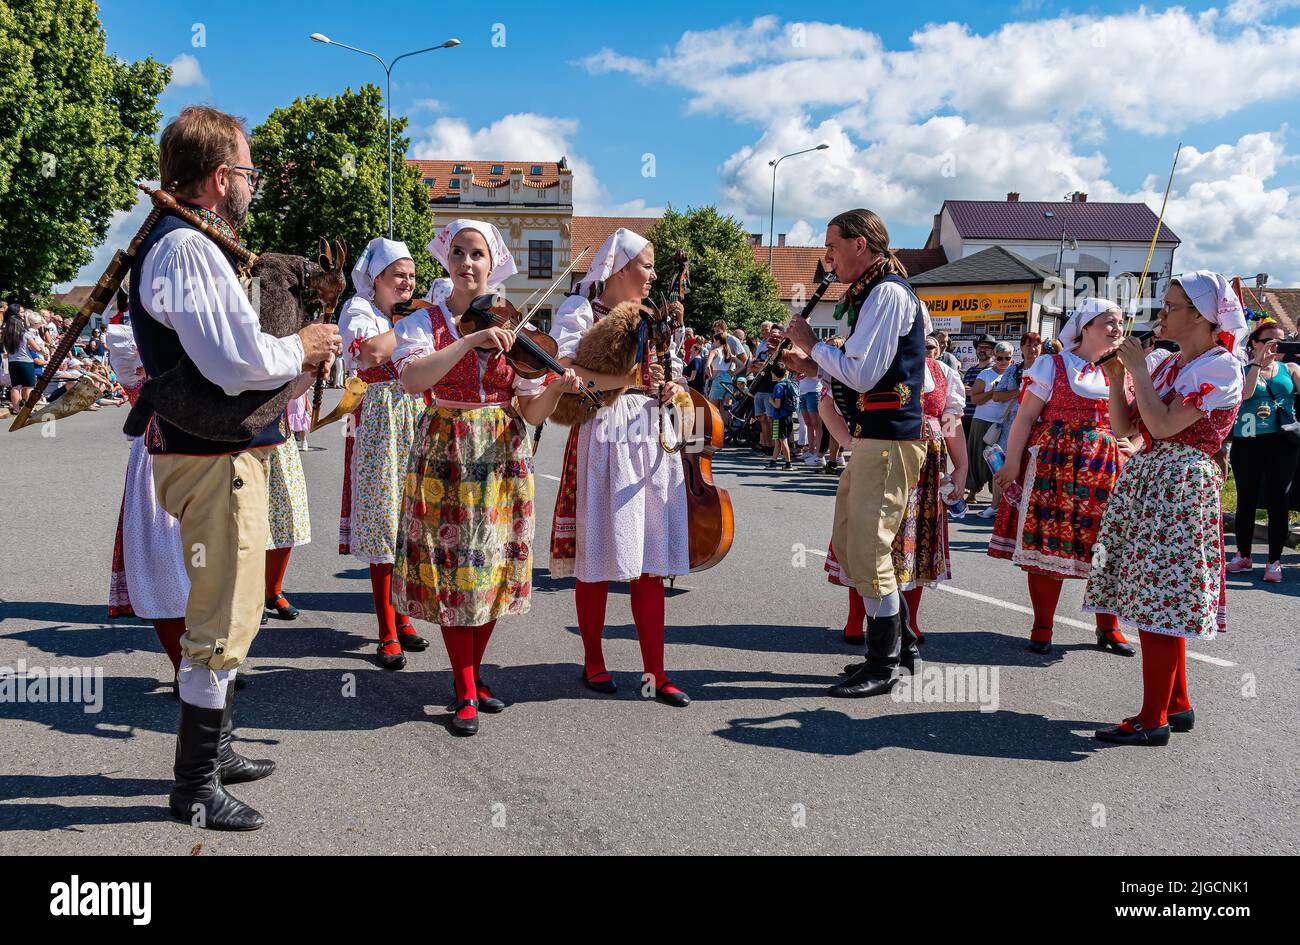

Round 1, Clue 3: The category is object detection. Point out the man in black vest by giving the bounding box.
[783,209,928,698]
[133,106,340,829]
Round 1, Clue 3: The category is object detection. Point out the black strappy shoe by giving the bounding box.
[395,620,429,651]
[376,639,406,670]
[1093,718,1170,746]
[448,699,479,736]
[265,594,299,620]
[582,669,617,694]
[1095,630,1136,657]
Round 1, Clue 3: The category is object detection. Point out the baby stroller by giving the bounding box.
[719,379,760,448]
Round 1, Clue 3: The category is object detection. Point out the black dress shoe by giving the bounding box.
[448,699,479,736]
[395,621,429,651]
[1026,639,1052,654]
[828,670,897,698]
[1093,719,1171,746]
[582,670,617,694]
[1095,633,1136,657]
[265,595,299,620]
[452,680,504,714]
[1168,708,1195,732]
[655,685,691,707]
[376,642,406,670]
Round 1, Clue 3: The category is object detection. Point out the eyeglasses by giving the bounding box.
[229,164,261,195]
[1160,301,1197,314]
[994,356,1012,362]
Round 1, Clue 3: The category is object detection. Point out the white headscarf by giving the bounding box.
[1173,270,1248,352]
[577,228,650,297]
[427,219,517,287]
[1057,297,1121,352]
[351,237,413,300]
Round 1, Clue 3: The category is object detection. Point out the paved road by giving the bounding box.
[1,397,1296,855]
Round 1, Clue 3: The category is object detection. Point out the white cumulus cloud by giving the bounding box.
[167,53,206,88]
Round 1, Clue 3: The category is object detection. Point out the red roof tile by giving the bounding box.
[754,246,948,301]
[406,160,563,200]
[944,199,1180,244]
[569,216,660,256]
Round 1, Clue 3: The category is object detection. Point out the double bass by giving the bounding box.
[648,251,733,572]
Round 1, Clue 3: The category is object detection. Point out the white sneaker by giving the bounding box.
[977,505,997,519]
[803,453,822,466]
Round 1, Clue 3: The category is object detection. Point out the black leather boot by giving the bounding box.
[829,613,901,698]
[217,683,275,785]
[169,697,265,831]
[898,592,920,676]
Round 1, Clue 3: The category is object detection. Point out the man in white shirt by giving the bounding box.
[135,106,340,831]
[782,208,927,699]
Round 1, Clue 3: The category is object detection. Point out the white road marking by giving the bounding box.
[807,549,827,557]
[933,583,1234,667]
[538,473,560,481]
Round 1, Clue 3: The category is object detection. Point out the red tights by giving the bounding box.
[575,576,677,692]
[441,621,497,719]
[368,563,413,655]
[265,547,292,601]
[153,618,185,673]
[1123,630,1191,730]
[1026,572,1128,644]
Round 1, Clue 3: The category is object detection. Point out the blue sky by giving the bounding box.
[87,0,1300,283]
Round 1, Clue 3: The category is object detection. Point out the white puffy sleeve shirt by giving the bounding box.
[1024,351,1111,403]
[138,228,304,395]
[809,281,916,392]
[338,296,392,370]
[1149,349,1243,414]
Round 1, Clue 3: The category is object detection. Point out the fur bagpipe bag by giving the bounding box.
[547,299,646,427]
[124,241,346,441]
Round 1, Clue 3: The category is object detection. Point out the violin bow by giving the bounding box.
[1125,142,1181,336]
[507,247,591,342]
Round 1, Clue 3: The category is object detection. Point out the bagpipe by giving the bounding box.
[8,183,349,439]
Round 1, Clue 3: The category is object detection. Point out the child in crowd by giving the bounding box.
[767,364,796,469]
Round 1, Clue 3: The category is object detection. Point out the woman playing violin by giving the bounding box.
[392,219,581,737]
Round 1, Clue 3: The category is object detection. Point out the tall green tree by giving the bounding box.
[246,85,438,293]
[0,0,169,302]
[645,205,785,340]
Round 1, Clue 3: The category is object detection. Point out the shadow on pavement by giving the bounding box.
[714,707,1103,761]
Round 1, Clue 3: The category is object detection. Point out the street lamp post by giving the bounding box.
[767,144,828,270]
[311,33,461,238]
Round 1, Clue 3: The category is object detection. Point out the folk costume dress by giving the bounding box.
[826,356,964,641]
[1083,347,1241,638]
[263,422,310,619]
[105,323,189,673]
[337,237,429,659]
[545,227,691,704]
[1085,271,1246,745]
[982,299,1133,653]
[391,304,536,628]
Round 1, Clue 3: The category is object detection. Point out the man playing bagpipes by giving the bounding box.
[130,106,341,830]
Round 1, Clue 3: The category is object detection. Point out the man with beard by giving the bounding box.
[131,105,341,830]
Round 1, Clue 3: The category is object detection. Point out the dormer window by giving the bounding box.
[452,164,463,174]
[449,179,460,189]
[531,165,543,176]
[491,164,504,175]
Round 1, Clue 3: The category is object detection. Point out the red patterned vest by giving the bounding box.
[428,303,516,404]
[1040,354,1111,431]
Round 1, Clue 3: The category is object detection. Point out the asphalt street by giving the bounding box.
[1,395,1297,855]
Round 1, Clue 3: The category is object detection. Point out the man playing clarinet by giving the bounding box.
[782,209,928,698]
